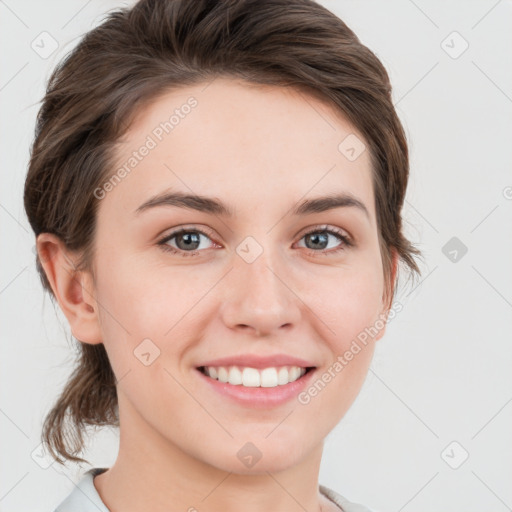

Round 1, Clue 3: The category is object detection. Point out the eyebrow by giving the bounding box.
[135,190,370,219]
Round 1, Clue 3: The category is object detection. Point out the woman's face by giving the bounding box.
[89,77,393,473]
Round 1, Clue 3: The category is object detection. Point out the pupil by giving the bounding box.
[307,232,327,250]
[178,232,200,250]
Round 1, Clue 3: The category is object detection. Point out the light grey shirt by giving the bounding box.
[53,467,380,512]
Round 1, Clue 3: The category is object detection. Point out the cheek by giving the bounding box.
[303,263,384,346]
[304,265,383,411]
[296,275,381,426]
[94,255,208,367]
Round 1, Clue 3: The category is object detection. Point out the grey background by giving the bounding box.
[1,1,511,511]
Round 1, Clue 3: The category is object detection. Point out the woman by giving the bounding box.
[24,0,422,510]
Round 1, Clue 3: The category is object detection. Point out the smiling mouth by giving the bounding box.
[197,365,315,388]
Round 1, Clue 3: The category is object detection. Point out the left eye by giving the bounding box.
[296,229,349,251]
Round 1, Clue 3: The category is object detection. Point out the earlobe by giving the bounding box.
[36,233,103,345]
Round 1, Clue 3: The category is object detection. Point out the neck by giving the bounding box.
[94,393,331,512]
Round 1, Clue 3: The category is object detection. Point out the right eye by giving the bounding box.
[157,226,220,257]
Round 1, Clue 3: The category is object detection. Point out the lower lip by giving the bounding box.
[196,367,317,408]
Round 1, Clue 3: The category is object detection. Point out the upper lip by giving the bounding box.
[197,354,317,370]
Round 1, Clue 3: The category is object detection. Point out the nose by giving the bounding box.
[220,248,301,337]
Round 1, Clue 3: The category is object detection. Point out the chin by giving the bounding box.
[205,437,312,475]
[220,456,301,475]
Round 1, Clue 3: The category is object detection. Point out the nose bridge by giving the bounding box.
[221,236,300,335]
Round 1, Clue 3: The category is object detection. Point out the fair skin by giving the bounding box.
[38,78,397,512]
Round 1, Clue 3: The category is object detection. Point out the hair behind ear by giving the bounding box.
[42,343,118,465]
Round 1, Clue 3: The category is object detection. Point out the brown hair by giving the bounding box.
[24,0,422,465]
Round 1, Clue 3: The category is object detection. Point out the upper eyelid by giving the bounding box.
[159,224,216,239]
[297,224,350,237]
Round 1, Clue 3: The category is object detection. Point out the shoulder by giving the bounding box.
[53,467,110,512]
[319,484,384,512]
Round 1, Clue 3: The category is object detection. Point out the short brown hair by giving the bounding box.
[24,0,422,465]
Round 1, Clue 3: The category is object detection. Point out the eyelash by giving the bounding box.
[156,225,353,258]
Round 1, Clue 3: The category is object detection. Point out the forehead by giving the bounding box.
[101,77,376,225]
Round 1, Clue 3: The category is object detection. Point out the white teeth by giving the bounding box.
[217,367,229,383]
[242,367,260,387]
[260,368,278,388]
[277,367,289,385]
[203,365,308,387]
[229,366,243,385]
[289,366,300,382]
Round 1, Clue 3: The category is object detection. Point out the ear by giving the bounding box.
[374,248,399,342]
[36,233,102,345]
